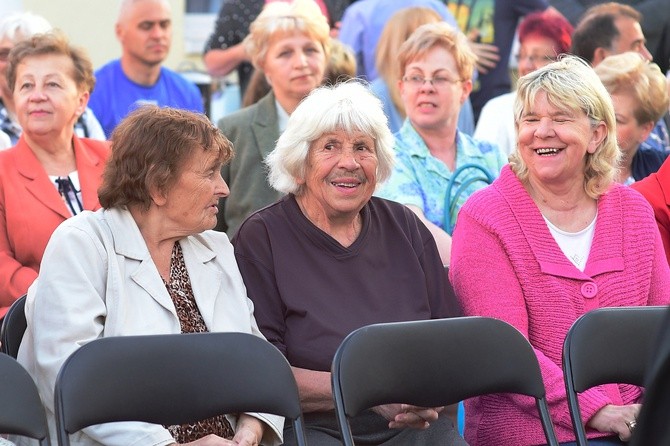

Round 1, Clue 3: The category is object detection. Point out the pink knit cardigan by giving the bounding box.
[450,166,670,446]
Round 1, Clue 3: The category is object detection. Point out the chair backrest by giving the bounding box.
[0,353,50,445]
[562,306,666,446]
[54,332,307,446]
[0,295,27,358]
[331,317,559,446]
[444,163,495,234]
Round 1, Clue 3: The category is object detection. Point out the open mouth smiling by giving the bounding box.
[535,148,563,156]
[332,181,359,188]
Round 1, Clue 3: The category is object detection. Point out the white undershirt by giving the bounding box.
[544,212,597,272]
[275,99,289,133]
[49,171,82,216]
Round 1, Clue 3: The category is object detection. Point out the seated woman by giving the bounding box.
[450,55,670,446]
[595,52,669,185]
[215,0,329,237]
[0,31,109,320]
[376,22,506,264]
[233,82,466,446]
[14,107,282,446]
[474,9,573,156]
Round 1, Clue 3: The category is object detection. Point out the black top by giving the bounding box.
[233,195,449,371]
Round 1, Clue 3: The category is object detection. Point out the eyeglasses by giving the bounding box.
[402,75,463,89]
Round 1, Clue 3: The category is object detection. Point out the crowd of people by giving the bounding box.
[1,0,670,445]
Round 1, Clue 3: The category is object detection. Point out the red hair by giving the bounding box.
[519,10,573,55]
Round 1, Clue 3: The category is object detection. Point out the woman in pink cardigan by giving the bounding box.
[450,55,670,446]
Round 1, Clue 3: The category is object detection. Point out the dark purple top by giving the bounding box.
[233,195,449,371]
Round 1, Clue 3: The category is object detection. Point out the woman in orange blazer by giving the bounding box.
[0,31,109,319]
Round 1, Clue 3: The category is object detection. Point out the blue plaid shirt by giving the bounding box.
[377,120,506,234]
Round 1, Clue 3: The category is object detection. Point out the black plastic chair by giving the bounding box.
[0,353,50,445]
[0,294,27,358]
[331,317,559,446]
[54,332,307,446]
[562,306,666,446]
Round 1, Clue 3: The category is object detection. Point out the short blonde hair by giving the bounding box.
[595,52,669,125]
[510,55,619,199]
[375,7,442,118]
[398,21,477,83]
[244,0,330,70]
[266,81,394,195]
[322,38,356,85]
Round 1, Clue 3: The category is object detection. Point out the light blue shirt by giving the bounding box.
[377,120,506,234]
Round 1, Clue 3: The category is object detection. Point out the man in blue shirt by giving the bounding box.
[89,0,203,138]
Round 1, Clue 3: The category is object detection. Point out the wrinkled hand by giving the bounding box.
[469,41,499,74]
[587,403,641,442]
[466,29,499,74]
[231,425,259,446]
[373,404,444,430]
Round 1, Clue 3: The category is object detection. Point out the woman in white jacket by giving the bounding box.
[14,106,283,446]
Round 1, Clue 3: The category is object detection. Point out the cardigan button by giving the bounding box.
[581,282,598,298]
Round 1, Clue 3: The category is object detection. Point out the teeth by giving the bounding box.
[333,182,357,188]
[536,148,560,155]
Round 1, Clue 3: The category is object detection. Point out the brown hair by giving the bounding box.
[99,106,233,210]
[7,30,95,93]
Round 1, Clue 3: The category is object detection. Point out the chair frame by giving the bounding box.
[0,294,27,358]
[54,332,307,446]
[0,353,50,445]
[562,306,666,446]
[331,317,559,446]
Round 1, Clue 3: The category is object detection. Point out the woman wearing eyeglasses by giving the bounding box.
[474,10,573,157]
[376,22,506,265]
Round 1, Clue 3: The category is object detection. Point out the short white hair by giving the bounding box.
[0,12,52,43]
[266,81,395,195]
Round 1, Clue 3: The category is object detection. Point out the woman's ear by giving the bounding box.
[460,78,473,105]
[639,120,656,142]
[148,183,167,207]
[587,120,608,154]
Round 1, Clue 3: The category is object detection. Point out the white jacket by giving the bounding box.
[13,208,283,446]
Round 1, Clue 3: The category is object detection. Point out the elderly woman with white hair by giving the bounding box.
[232,81,466,446]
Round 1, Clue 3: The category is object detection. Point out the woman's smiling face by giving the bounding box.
[517,90,606,188]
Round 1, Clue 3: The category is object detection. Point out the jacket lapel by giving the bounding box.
[15,136,71,219]
[73,136,106,210]
[252,92,281,161]
[106,208,177,316]
[180,237,222,330]
[501,169,623,281]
